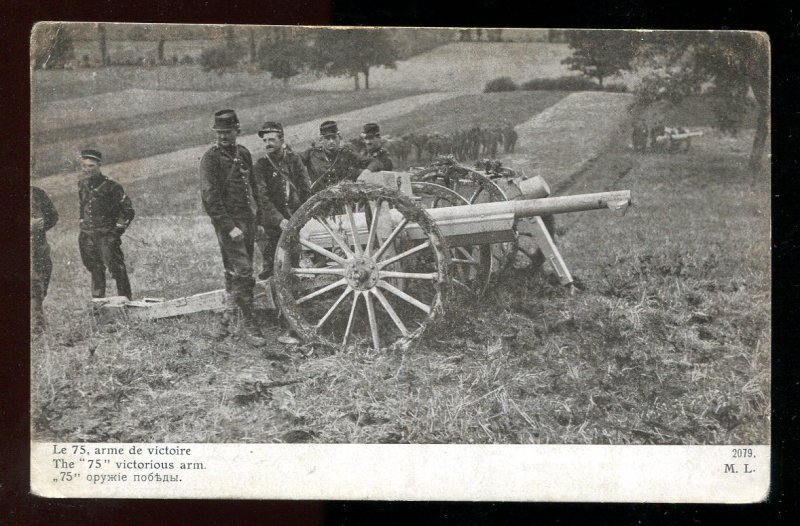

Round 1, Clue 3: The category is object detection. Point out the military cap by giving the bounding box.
[319,120,339,136]
[361,122,381,138]
[258,121,284,138]
[211,109,240,131]
[80,149,103,162]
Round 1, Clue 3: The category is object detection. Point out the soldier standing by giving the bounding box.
[77,150,135,300]
[358,123,394,172]
[301,120,361,193]
[254,121,312,280]
[200,110,266,347]
[31,186,58,334]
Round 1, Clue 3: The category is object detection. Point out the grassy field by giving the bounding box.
[31,89,770,444]
[304,42,574,92]
[32,88,423,177]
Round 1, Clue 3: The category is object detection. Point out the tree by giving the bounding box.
[258,38,307,86]
[98,23,108,66]
[198,27,244,75]
[635,31,769,172]
[32,24,74,69]
[561,30,639,87]
[311,29,398,90]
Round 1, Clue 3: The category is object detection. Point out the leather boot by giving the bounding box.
[241,304,267,347]
[213,293,237,340]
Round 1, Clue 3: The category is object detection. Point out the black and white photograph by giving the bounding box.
[29,24,770,499]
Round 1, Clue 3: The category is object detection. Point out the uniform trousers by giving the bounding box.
[79,230,132,299]
[31,240,52,330]
[214,219,256,308]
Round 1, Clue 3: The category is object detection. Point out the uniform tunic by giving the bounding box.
[78,173,135,298]
[200,143,259,303]
[253,149,312,276]
[358,147,394,172]
[31,186,58,329]
[301,145,361,192]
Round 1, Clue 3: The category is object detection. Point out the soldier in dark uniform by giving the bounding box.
[77,150,134,300]
[31,186,58,334]
[253,121,313,280]
[358,123,394,172]
[200,109,266,347]
[301,120,361,193]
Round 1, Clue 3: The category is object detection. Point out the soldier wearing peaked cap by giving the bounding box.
[253,120,313,280]
[301,120,361,193]
[357,122,394,172]
[200,109,266,347]
[77,149,135,300]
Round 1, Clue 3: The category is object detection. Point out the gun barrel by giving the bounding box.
[425,190,632,222]
[300,190,632,248]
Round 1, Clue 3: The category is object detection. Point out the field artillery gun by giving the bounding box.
[96,163,630,353]
[653,127,703,153]
[272,169,631,352]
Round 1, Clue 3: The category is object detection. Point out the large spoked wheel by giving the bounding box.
[273,182,451,352]
[412,164,518,274]
[411,181,492,295]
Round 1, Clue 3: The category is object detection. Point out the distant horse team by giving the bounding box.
[347,123,519,167]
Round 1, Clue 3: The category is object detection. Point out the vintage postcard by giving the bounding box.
[30,24,770,501]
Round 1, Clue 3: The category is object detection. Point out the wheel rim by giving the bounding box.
[274,182,451,352]
[412,164,519,274]
[411,181,492,295]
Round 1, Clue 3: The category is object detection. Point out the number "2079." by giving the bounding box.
[732,448,753,458]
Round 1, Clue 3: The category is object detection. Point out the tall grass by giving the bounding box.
[32,114,769,445]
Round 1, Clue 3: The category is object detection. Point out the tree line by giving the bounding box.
[32,26,768,171]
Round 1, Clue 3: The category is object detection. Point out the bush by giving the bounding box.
[521,76,629,93]
[484,76,518,93]
[199,44,243,74]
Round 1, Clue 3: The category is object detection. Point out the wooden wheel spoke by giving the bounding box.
[373,217,409,260]
[296,278,347,305]
[364,292,381,350]
[378,240,431,268]
[316,287,352,329]
[469,186,483,204]
[456,246,475,260]
[371,288,410,337]
[451,258,479,265]
[316,216,355,259]
[345,203,363,256]
[379,270,439,280]
[378,280,431,313]
[299,237,347,265]
[342,291,361,348]
[289,267,346,276]
[364,199,381,256]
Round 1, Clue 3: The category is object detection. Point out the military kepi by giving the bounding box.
[361,122,381,138]
[258,121,284,138]
[211,109,240,131]
[80,149,103,162]
[320,120,339,136]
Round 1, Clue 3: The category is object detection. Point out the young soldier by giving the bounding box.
[77,150,135,300]
[253,121,312,280]
[31,186,58,334]
[358,122,394,172]
[301,120,361,192]
[200,109,266,347]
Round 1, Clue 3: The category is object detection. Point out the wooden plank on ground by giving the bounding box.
[94,279,276,321]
